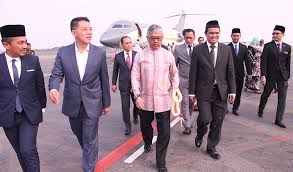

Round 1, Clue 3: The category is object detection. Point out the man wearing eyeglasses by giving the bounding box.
[258,25,291,128]
[131,24,179,172]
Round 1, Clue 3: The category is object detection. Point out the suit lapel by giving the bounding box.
[215,43,221,68]
[119,52,128,68]
[177,44,190,65]
[0,53,14,86]
[130,51,136,70]
[181,44,189,58]
[82,44,94,82]
[70,43,81,82]
[271,41,279,56]
[203,43,214,69]
[19,56,29,85]
[281,43,286,54]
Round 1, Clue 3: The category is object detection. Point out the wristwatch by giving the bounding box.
[135,94,141,100]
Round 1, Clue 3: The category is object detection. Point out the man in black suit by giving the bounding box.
[258,25,291,128]
[189,20,236,160]
[0,25,46,172]
[112,36,139,135]
[228,28,252,116]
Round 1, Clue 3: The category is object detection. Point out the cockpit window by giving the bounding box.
[112,24,123,28]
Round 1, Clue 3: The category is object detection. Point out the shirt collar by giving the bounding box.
[185,43,194,48]
[206,41,218,49]
[274,41,282,45]
[5,52,20,63]
[75,43,90,53]
[232,42,239,46]
[124,50,132,56]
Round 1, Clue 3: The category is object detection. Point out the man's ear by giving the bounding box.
[2,42,10,50]
[71,30,76,37]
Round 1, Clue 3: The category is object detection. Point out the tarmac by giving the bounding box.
[0,50,292,172]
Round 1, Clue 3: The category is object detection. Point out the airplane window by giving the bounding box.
[112,24,123,28]
[123,24,132,28]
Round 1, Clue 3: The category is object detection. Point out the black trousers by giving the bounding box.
[3,112,40,172]
[196,86,227,150]
[258,80,288,123]
[69,102,99,172]
[139,110,170,168]
[120,90,139,130]
[233,77,244,110]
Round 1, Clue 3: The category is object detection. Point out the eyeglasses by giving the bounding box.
[272,32,282,35]
[149,37,163,41]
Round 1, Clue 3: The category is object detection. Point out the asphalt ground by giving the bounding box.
[0,51,292,172]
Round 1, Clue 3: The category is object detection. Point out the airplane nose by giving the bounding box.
[100,35,110,46]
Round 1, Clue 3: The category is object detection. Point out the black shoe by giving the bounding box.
[144,145,151,153]
[157,167,168,172]
[275,122,286,128]
[258,111,263,118]
[183,128,191,135]
[194,136,203,148]
[232,109,239,116]
[124,129,131,135]
[133,118,138,124]
[206,149,221,160]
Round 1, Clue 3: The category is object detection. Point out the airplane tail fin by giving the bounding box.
[164,10,215,33]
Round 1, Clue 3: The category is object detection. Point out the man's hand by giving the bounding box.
[261,76,266,86]
[247,75,252,81]
[49,89,59,104]
[228,94,236,104]
[102,107,110,115]
[135,97,144,109]
[112,85,117,92]
[189,96,196,105]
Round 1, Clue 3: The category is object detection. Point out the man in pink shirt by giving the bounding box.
[131,24,179,172]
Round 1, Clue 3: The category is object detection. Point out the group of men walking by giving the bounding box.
[0,16,291,172]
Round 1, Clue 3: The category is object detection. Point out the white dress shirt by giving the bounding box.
[75,44,89,80]
[5,53,21,83]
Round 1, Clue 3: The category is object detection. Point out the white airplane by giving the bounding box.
[99,11,214,49]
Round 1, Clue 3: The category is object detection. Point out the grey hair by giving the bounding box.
[1,37,13,43]
[147,24,163,36]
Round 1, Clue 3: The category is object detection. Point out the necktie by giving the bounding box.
[188,45,192,56]
[234,44,238,56]
[277,43,282,54]
[210,45,216,67]
[12,59,22,113]
[126,52,131,69]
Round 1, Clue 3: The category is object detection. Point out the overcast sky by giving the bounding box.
[1,0,292,49]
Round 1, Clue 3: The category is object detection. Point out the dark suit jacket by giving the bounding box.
[112,50,136,91]
[228,42,252,78]
[0,53,46,127]
[48,43,111,118]
[189,42,236,101]
[261,41,291,81]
